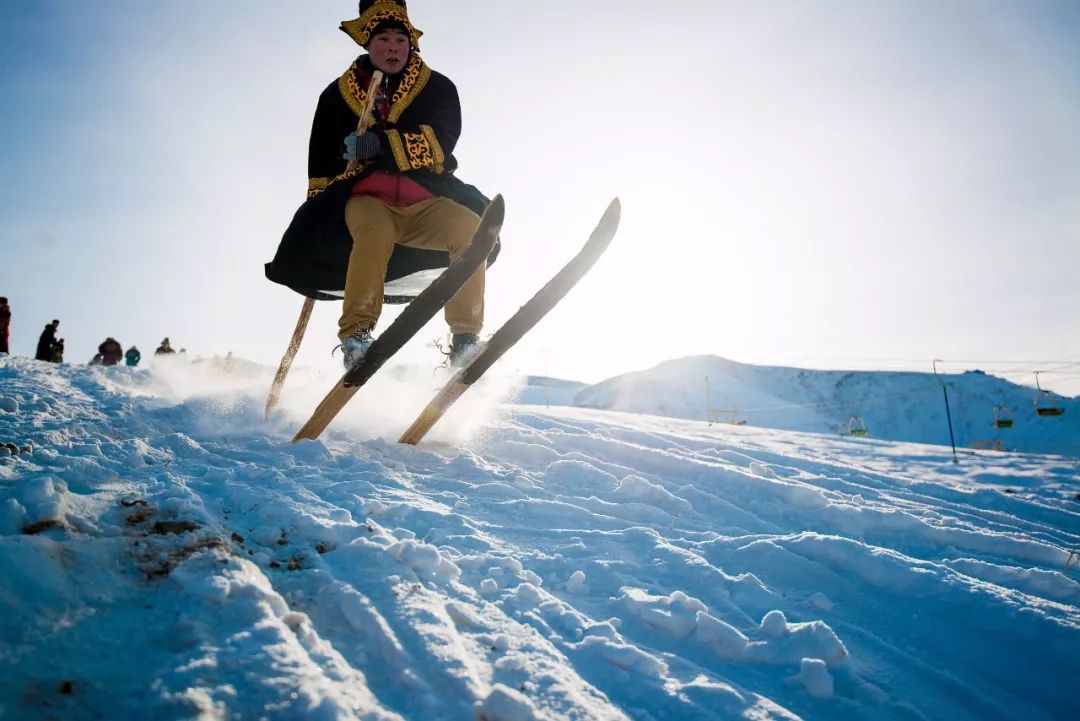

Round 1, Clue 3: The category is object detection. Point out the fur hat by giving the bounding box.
[341,0,423,51]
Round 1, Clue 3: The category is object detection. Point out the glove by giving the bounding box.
[343,132,381,162]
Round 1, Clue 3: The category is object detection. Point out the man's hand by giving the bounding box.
[343,132,381,162]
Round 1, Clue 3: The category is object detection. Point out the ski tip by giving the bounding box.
[482,194,505,228]
[602,197,621,229]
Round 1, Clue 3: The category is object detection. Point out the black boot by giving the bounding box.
[449,332,480,368]
[339,327,374,370]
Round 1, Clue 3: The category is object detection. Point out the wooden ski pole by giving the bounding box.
[346,69,383,172]
[264,296,315,420]
[264,70,384,420]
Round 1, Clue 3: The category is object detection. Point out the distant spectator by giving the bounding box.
[35,320,59,361]
[125,346,141,367]
[0,297,10,354]
[50,338,64,363]
[98,337,124,366]
[155,337,175,355]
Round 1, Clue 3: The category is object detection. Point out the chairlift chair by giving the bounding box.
[1034,372,1066,417]
[1035,391,1064,417]
[993,406,1014,429]
[844,416,869,437]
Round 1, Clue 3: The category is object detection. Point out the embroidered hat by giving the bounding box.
[341,0,423,51]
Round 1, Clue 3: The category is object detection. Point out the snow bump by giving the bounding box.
[796,657,835,698]
[477,683,538,721]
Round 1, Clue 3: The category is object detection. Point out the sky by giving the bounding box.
[1,0,1079,391]
[2,356,1078,719]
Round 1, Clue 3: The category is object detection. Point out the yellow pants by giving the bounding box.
[340,195,484,339]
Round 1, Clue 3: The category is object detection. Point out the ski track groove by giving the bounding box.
[518,415,1078,559]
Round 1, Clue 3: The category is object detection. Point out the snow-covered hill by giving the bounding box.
[572,356,1079,457]
[1,356,1078,721]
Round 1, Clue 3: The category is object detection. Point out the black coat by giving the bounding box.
[265,54,499,300]
[0,304,10,353]
[35,325,56,361]
[99,339,123,366]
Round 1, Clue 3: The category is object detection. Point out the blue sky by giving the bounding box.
[2,1,1078,392]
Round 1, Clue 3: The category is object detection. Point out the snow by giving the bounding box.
[478,684,538,721]
[795,658,835,699]
[1,354,1078,720]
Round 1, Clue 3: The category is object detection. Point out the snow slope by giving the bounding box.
[573,356,1079,457]
[1,356,1078,721]
[514,377,589,408]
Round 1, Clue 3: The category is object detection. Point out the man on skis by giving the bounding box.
[265,0,497,370]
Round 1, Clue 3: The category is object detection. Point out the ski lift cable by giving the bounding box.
[758,355,1080,366]
[831,357,1075,367]
[856,362,1080,387]
[1037,360,1080,374]
[949,367,1079,379]
[734,356,1080,379]
[936,358,1079,365]
[1034,370,1080,391]
[1035,370,1080,380]
[755,357,1080,380]
[933,359,1080,374]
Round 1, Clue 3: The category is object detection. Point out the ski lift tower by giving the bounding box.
[932,360,960,464]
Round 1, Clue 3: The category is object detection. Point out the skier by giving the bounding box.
[98,337,123,366]
[264,0,498,371]
[155,337,175,355]
[0,297,10,355]
[125,346,141,367]
[35,320,59,361]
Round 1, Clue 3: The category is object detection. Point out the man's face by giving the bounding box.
[367,29,410,74]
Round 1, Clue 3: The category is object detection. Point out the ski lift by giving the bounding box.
[993,406,1014,429]
[704,376,747,425]
[1034,372,1065,417]
[707,408,747,426]
[843,416,869,437]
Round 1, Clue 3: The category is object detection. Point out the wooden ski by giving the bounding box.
[399,198,621,445]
